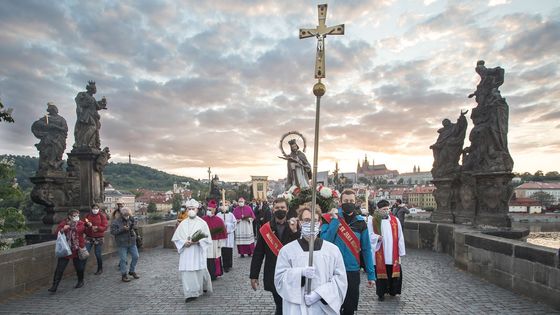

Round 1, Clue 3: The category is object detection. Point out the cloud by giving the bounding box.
[1,0,559,181]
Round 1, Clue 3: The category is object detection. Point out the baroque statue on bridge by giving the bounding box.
[430,110,468,178]
[31,102,68,173]
[74,80,107,151]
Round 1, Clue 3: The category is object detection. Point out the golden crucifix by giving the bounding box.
[299,3,345,295]
[299,4,345,79]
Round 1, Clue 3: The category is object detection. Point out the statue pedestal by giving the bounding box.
[67,149,105,212]
[473,172,513,228]
[454,172,476,225]
[430,178,455,223]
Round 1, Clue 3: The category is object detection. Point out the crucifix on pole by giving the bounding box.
[299,3,345,294]
[207,167,211,191]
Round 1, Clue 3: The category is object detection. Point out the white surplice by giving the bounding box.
[171,216,213,298]
[235,219,254,245]
[217,212,236,248]
[367,216,406,265]
[274,239,348,315]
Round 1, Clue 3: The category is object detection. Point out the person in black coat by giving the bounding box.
[249,198,300,315]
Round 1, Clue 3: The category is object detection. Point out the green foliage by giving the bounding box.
[0,155,38,192]
[104,162,205,192]
[287,188,336,215]
[0,207,27,233]
[147,202,158,213]
[0,100,15,123]
[530,191,555,207]
[172,193,182,211]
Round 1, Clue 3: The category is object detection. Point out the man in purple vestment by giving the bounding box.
[233,197,256,257]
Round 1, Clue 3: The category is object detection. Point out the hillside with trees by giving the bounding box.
[1,155,206,193]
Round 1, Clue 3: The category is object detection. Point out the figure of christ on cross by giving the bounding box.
[299,4,345,79]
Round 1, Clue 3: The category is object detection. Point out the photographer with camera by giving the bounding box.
[110,208,140,282]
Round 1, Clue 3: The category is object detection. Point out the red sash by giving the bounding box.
[259,222,283,256]
[323,214,361,264]
[372,215,401,279]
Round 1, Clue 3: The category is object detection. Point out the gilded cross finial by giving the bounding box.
[299,4,345,79]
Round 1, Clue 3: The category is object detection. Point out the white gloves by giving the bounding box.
[302,266,317,279]
[304,291,321,306]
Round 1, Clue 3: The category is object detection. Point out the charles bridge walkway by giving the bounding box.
[0,246,557,315]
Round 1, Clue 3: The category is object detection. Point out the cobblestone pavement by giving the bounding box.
[0,247,557,314]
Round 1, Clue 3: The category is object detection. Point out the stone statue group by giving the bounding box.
[429,60,514,227]
[32,81,108,174]
[30,81,110,228]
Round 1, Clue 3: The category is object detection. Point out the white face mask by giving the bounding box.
[300,221,320,238]
[71,216,80,222]
[92,209,99,214]
[188,210,197,218]
[206,210,214,217]
[238,202,245,207]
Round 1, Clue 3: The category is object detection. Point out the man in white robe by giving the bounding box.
[217,204,236,272]
[275,203,347,315]
[368,199,406,301]
[171,199,213,303]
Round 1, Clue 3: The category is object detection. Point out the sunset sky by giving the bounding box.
[1,0,559,182]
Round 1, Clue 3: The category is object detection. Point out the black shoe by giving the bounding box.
[378,295,385,301]
[389,293,396,296]
[128,272,140,279]
[224,268,230,273]
[185,297,197,303]
[94,269,103,275]
[122,275,131,282]
[48,281,60,293]
[74,281,84,289]
[240,254,245,257]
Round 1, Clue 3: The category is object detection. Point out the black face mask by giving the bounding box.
[341,203,356,215]
[274,210,287,220]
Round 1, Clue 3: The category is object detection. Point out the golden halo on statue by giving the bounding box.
[279,131,307,156]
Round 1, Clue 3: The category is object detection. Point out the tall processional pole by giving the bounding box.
[299,3,345,294]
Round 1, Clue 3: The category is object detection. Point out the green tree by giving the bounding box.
[397,178,404,185]
[147,202,158,213]
[0,207,26,233]
[0,100,14,123]
[530,191,555,207]
[172,193,182,212]
[534,170,544,177]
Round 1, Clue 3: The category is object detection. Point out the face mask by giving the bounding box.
[274,210,287,220]
[341,203,356,215]
[71,216,80,222]
[123,215,130,220]
[92,209,99,214]
[375,208,390,219]
[188,210,197,218]
[300,222,320,238]
[206,210,214,217]
[238,202,245,207]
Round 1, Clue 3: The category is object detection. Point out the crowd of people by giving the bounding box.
[48,190,408,315]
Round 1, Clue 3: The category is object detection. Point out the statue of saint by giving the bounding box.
[464,60,513,172]
[74,81,107,150]
[430,110,468,178]
[31,102,68,173]
[283,139,312,189]
[208,175,221,201]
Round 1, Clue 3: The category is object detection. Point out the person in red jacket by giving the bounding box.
[48,209,86,293]
[84,204,108,275]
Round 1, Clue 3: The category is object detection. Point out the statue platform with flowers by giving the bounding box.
[280,185,339,217]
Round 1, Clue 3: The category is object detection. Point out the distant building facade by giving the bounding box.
[104,184,135,211]
[515,182,560,204]
[509,197,542,214]
[356,155,399,180]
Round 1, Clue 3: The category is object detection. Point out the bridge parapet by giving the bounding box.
[404,220,560,310]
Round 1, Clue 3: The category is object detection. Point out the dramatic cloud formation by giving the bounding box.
[0,0,559,181]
